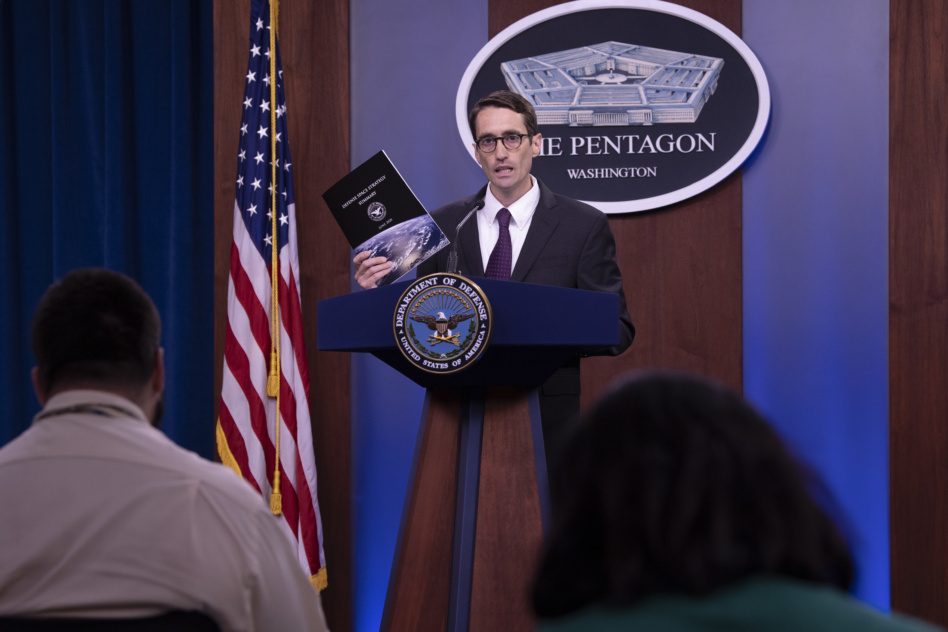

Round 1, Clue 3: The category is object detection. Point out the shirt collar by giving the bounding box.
[482,175,540,230]
[36,390,150,425]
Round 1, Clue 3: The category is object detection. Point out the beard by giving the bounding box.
[151,392,165,428]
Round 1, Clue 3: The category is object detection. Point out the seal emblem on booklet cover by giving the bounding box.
[393,273,493,374]
[366,201,386,222]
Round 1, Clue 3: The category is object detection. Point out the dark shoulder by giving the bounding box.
[731,578,944,632]
[539,180,609,225]
[545,193,612,239]
[551,193,606,218]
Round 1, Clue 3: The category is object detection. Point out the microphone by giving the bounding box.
[446,199,484,275]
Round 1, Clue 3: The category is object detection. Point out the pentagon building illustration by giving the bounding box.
[501,42,724,127]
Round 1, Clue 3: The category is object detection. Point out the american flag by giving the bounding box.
[216,0,326,590]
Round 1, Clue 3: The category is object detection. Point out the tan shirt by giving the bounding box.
[0,390,328,632]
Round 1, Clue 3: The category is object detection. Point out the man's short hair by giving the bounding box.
[31,268,161,394]
[468,90,539,138]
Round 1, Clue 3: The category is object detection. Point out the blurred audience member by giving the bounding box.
[0,269,328,631]
[532,371,939,632]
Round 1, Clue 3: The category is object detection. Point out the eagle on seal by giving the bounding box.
[410,311,474,346]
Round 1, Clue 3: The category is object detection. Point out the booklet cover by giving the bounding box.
[322,150,449,286]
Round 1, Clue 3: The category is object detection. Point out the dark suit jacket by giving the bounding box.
[417,180,633,457]
[418,179,634,465]
[418,180,634,355]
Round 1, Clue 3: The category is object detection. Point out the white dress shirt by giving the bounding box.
[477,175,541,273]
[0,390,328,631]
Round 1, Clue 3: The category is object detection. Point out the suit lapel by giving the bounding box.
[458,214,484,277]
[511,183,559,282]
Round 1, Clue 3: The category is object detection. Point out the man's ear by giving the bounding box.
[31,367,47,406]
[152,348,165,395]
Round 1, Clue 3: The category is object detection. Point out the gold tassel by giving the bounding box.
[267,351,280,396]
[270,468,282,514]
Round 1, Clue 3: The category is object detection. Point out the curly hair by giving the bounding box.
[531,371,854,618]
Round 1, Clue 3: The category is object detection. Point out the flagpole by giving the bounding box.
[267,0,283,515]
[217,0,326,588]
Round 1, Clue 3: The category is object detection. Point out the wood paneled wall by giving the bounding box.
[212,1,352,629]
[889,0,948,625]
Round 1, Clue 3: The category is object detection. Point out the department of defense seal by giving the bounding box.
[367,201,387,221]
[393,274,492,374]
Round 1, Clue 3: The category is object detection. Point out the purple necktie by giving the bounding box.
[484,208,512,280]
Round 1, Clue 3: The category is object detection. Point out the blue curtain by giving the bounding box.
[0,0,214,457]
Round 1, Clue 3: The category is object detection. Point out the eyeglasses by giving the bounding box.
[475,133,532,153]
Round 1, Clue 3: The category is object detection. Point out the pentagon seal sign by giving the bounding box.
[457,0,770,214]
[393,274,492,374]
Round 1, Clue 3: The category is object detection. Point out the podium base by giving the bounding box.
[381,386,551,632]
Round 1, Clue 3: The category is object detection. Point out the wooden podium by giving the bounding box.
[318,277,620,632]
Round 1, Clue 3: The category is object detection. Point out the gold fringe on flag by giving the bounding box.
[310,567,329,592]
[215,418,243,479]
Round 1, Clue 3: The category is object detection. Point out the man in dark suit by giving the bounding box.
[354,90,633,460]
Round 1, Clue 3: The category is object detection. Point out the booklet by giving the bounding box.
[322,150,449,287]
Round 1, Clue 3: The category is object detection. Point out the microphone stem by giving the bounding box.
[447,200,483,275]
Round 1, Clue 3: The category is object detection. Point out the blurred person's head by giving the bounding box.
[31,268,164,424]
[532,370,854,618]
